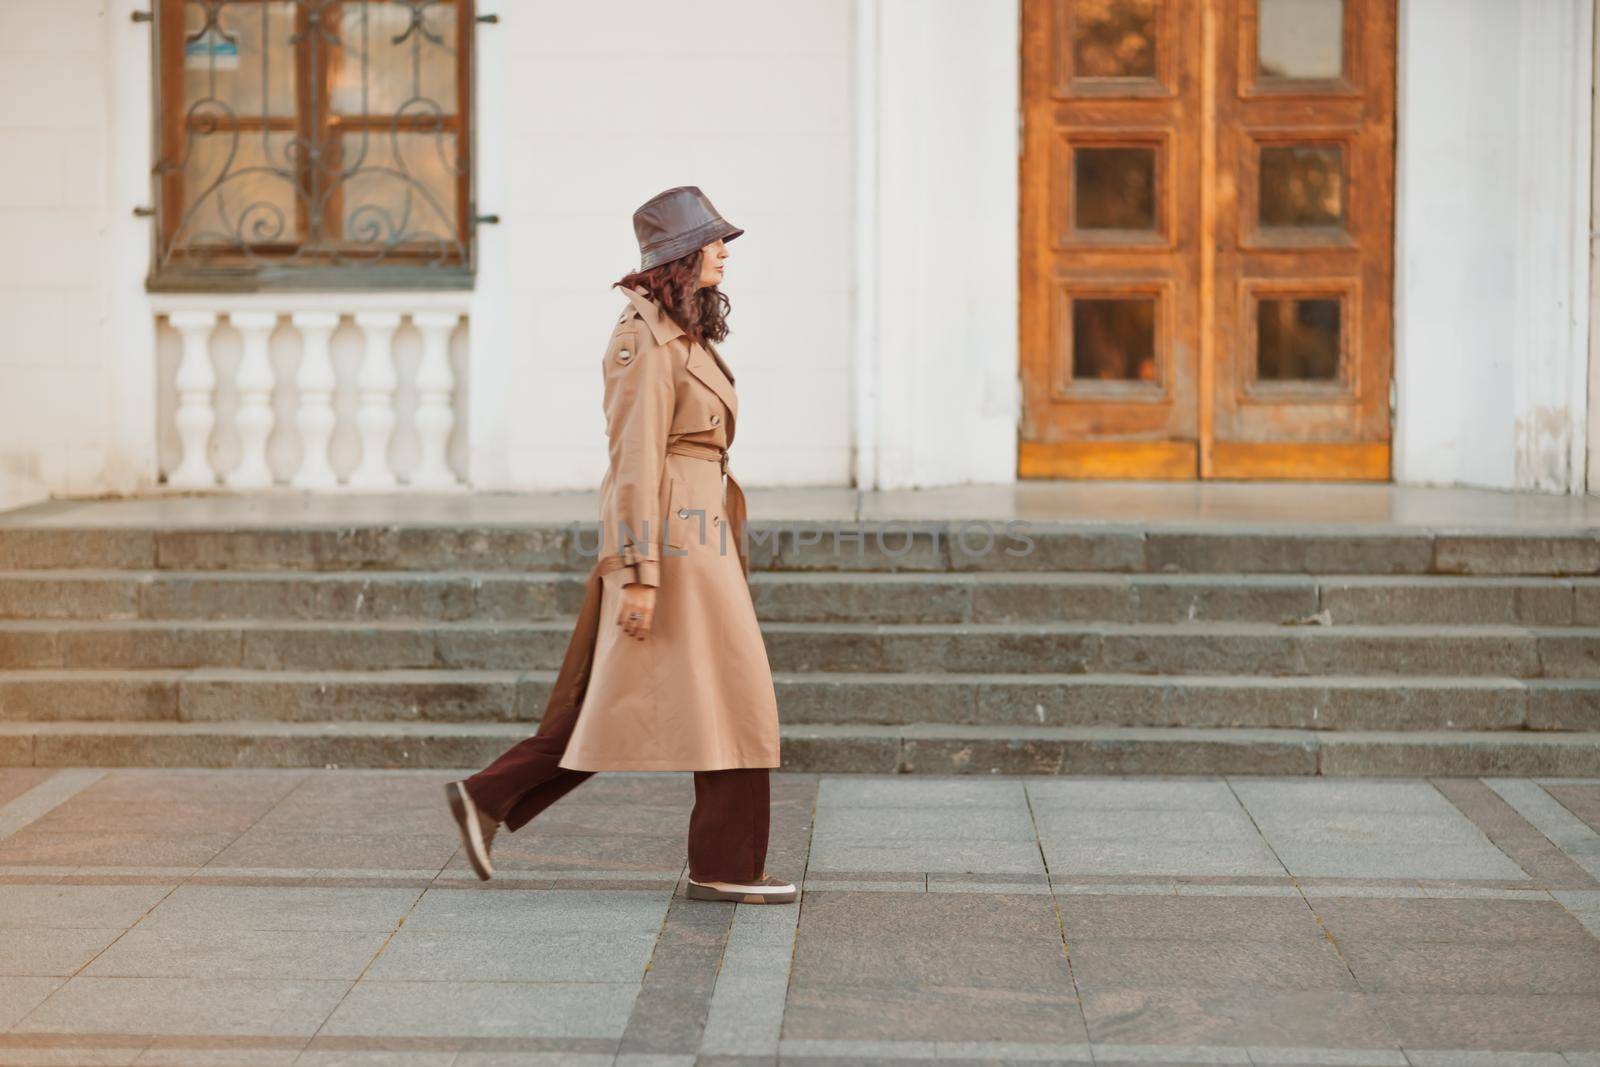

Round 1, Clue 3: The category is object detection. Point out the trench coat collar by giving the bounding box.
[620,284,740,417]
[621,285,686,347]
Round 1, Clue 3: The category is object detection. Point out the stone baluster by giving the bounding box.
[350,311,401,489]
[290,311,341,490]
[411,310,461,488]
[167,311,219,488]
[225,311,280,489]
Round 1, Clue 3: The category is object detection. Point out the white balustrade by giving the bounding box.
[349,312,402,490]
[226,311,279,490]
[411,311,459,490]
[151,298,470,491]
[167,311,219,489]
[290,311,341,489]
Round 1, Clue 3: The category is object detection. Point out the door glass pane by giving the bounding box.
[1257,0,1344,80]
[1073,298,1157,381]
[1071,0,1159,79]
[1259,145,1344,228]
[1075,146,1157,230]
[1257,298,1340,380]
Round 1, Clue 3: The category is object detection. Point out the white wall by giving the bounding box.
[855,0,1020,490]
[478,0,856,492]
[0,1,129,511]
[1395,0,1593,494]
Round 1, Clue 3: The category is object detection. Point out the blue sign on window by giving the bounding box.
[185,32,240,70]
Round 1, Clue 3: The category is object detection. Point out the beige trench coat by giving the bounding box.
[556,285,782,772]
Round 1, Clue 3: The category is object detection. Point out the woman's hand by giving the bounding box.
[617,582,657,640]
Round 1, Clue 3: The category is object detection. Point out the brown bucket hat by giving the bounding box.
[632,186,744,271]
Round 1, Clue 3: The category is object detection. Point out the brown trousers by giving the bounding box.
[462,695,771,884]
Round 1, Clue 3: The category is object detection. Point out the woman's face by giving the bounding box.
[694,238,727,290]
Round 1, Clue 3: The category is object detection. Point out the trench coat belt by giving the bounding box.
[664,439,750,581]
[535,442,750,754]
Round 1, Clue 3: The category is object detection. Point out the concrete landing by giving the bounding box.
[4,480,1599,531]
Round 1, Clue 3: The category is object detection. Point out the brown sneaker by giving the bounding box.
[686,871,797,904]
[445,781,498,880]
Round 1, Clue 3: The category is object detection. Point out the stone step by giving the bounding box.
[4,569,1597,627]
[4,618,1593,677]
[2,524,1596,576]
[2,720,1598,775]
[1,668,1594,731]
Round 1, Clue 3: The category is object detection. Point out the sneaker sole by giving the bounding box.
[685,881,797,904]
[445,782,494,881]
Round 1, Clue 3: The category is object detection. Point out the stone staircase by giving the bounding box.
[0,520,1597,774]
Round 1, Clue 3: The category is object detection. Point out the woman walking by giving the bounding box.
[444,187,794,905]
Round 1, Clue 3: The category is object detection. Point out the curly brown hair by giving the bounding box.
[613,248,731,350]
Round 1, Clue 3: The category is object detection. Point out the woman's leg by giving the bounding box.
[464,734,594,833]
[446,678,595,881]
[687,767,770,884]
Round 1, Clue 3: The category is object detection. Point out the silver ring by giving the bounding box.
[628,612,642,620]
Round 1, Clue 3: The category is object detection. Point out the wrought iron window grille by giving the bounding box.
[146,0,482,292]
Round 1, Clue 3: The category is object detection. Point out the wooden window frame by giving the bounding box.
[150,0,478,292]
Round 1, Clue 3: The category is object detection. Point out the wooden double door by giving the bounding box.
[1020,0,1396,480]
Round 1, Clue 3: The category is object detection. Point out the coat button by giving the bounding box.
[678,507,689,518]
[616,348,631,364]
[710,414,721,426]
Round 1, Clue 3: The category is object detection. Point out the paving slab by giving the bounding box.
[10,976,350,1036]
[1230,779,1456,815]
[0,927,125,976]
[21,770,305,834]
[1372,994,1600,1052]
[788,890,1073,992]
[1028,778,1245,811]
[815,775,1030,809]
[1068,938,1358,992]
[1041,838,1287,877]
[402,887,671,933]
[1057,895,1324,941]
[805,839,1048,874]
[1079,989,1400,1049]
[80,927,390,981]
[0,830,239,868]
[781,983,1089,1044]
[1265,842,1531,881]
[364,928,658,982]
[1244,810,1495,847]
[0,884,175,929]
[810,805,1038,842]
[1032,806,1267,843]
[0,977,65,1030]
[202,830,462,871]
[315,979,639,1039]
[139,885,423,933]
[1308,896,1598,944]
[1337,939,1600,994]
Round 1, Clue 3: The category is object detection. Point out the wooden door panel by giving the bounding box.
[1210,0,1395,477]
[1020,0,1396,481]
[1021,0,1202,479]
